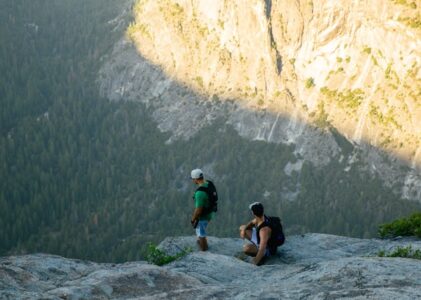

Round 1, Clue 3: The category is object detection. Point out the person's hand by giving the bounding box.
[191,219,199,229]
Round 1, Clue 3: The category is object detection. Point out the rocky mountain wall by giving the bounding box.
[99,0,421,200]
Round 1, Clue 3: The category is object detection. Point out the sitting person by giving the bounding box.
[239,202,284,265]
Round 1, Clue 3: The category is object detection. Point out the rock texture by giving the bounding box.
[2,234,421,299]
[124,0,421,162]
[99,0,421,200]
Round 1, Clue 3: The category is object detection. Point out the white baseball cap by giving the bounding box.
[190,168,204,179]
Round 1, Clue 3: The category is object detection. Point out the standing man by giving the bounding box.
[239,202,281,265]
[190,168,217,251]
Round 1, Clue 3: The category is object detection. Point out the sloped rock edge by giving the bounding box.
[1,234,420,299]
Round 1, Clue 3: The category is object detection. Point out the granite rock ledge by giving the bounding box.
[1,234,421,299]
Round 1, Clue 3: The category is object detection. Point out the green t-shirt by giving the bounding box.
[195,182,213,221]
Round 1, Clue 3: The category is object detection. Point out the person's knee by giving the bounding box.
[243,244,257,256]
[243,244,252,252]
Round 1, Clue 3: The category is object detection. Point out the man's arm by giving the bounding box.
[245,219,256,230]
[192,190,207,222]
[239,219,256,238]
[191,206,203,222]
[253,226,271,265]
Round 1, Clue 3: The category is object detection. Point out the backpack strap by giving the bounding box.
[194,184,211,214]
[194,180,217,216]
[196,185,209,194]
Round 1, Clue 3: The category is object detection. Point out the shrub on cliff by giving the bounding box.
[146,243,191,266]
[378,212,421,238]
[378,245,421,260]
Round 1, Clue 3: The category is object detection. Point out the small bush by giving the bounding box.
[320,87,363,110]
[146,243,191,266]
[392,0,417,9]
[399,16,421,29]
[195,76,204,88]
[305,77,315,89]
[393,0,408,5]
[378,212,421,238]
[363,46,372,54]
[314,101,329,128]
[378,245,421,260]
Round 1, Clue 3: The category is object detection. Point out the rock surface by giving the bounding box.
[99,0,421,200]
[1,234,421,299]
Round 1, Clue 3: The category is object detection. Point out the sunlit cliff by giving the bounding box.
[126,0,420,165]
[99,0,421,200]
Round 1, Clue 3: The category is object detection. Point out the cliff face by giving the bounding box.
[2,234,421,299]
[99,0,421,200]
[125,0,420,161]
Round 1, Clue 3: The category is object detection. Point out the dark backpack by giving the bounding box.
[267,216,285,247]
[196,180,218,215]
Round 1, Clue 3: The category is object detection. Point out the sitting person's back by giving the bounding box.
[239,202,285,265]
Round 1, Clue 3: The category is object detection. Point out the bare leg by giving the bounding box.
[198,237,208,251]
[243,243,258,257]
[239,225,258,256]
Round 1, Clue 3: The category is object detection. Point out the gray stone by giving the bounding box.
[1,234,420,299]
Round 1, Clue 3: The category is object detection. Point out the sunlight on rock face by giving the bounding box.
[127,0,284,108]
[126,0,420,166]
